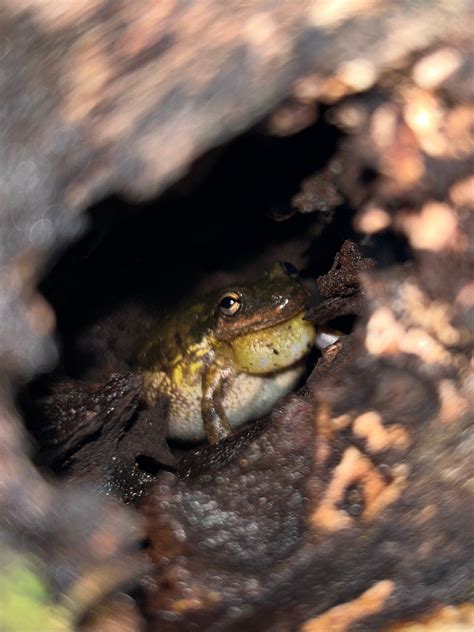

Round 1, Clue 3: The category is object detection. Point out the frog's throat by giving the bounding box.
[230,310,315,375]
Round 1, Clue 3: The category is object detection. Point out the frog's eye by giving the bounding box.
[219,291,242,316]
[281,261,298,276]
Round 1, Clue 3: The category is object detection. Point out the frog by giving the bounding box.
[136,262,315,444]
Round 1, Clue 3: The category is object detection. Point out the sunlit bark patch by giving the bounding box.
[301,580,395,632]
[310,446,407,532]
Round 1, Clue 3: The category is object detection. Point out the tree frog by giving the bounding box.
[137,262,315,443]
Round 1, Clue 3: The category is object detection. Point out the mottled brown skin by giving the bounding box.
[136,263,315,443]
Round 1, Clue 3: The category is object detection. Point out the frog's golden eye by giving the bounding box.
[219,291,241,316]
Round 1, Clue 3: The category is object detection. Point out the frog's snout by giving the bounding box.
[275,296,290,311]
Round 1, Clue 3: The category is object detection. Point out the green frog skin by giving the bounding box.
[136,262,315,444]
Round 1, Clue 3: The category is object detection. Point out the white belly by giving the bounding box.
[167,364,304,441]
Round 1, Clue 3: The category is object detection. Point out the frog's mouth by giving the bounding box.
[230,310,316,375]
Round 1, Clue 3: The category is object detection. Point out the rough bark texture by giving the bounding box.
[0,1,472,630]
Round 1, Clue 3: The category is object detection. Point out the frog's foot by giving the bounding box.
[202,403,233,444]
[202,365,233,444]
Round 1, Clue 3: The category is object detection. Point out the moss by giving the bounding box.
[0,552,71,632]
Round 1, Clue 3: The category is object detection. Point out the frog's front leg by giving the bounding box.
[201,364,233,444]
